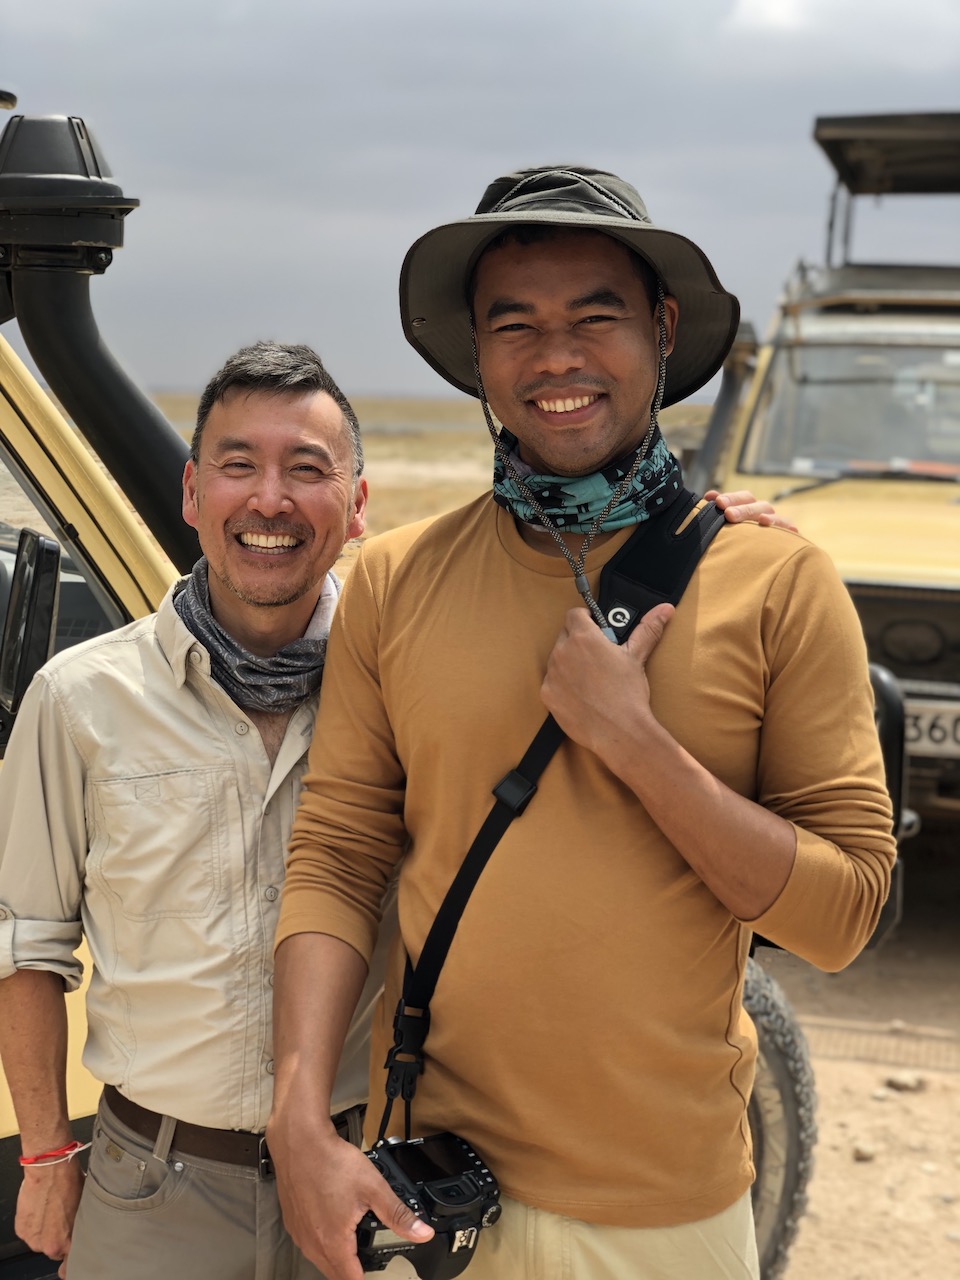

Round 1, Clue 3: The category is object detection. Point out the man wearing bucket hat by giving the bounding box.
[268,168,896,1279]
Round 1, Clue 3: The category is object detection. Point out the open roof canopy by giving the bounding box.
[815,113,960,196]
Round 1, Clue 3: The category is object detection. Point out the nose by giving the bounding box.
[247,470,294,518]
[531,327,587,376]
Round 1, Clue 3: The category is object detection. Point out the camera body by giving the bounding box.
[356,1132,501,1278]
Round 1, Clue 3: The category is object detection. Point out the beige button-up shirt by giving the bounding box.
[0,586,391,1131]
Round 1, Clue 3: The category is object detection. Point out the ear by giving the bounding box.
[182,458,199,529]
[661,295,680,358]
[347,477,368,541]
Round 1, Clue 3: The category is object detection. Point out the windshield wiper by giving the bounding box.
[770,475,843,501]
[772,468,960,501]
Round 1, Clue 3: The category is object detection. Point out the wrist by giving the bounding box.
[19,1139,89,1168]
[593,705,659,770]
[18,1125,74,1160]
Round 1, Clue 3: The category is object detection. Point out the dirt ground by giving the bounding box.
[757,822,960,1279]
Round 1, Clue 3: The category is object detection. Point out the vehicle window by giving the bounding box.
[0,454,114,655]
[740,345,960,477]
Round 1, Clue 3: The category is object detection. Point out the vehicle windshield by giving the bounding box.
[740,344,960,478]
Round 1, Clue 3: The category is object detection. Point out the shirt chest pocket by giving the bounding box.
[88,769,228,920]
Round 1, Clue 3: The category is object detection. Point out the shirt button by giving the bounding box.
[236,722,249,735]
[266,1060,275,1075]
[0,908,9,920]
[264,886,279,902]
[189,651,202,665]
[268,974,274,988]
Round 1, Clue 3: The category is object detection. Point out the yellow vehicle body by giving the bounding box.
[695,113,960,823]
[0,335,177,1144]
[734,480,959,591]
[0,337,174,619]
[699,278,960,821]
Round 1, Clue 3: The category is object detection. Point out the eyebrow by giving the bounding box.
[568,288,629,311]
[485,287,629,324]
[485,298,535,323]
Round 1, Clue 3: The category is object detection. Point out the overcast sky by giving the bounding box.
[3,0,959,399]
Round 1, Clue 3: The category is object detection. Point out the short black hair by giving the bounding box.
[468,225,660,311]
[192,341,363,477]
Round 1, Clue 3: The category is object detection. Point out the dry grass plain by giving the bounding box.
[156,392,711,572]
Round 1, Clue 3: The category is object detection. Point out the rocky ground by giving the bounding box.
[759,822,960,1279]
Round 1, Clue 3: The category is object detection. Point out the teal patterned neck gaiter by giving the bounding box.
[492,426,683,532]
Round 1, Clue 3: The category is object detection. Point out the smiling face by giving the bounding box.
[181,388,366,654]
[473,230,678,476]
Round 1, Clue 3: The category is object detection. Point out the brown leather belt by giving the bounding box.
[103,1085,352,1178]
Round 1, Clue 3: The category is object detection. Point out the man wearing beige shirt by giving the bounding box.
[0,342,390,1279]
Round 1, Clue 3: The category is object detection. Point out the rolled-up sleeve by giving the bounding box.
[0,672,87,989]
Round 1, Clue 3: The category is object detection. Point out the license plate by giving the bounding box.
[904,700,960,759]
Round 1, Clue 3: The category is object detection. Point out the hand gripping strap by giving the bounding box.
[377,493,724,1141]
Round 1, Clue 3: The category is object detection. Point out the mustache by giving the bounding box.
[227,520,310,540]
[515,376,609,400]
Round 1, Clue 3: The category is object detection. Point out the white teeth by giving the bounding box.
[239,532,299,549]
[535,395,598,414]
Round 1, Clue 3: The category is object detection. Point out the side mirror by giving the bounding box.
[0,529,60,747]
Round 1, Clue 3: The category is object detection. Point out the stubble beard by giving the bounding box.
[210,560,316,611]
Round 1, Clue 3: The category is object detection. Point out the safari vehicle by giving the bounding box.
[0,103,911,1280]
[692,112,960,828]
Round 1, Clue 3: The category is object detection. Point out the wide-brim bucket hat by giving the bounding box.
[400,165,740,408]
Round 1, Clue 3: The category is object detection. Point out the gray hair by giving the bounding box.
[192,341,364,477]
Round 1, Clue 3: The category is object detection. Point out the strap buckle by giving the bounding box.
[258,1136,274,1179]
[383,1000,430,1102]
[492,768,537,816]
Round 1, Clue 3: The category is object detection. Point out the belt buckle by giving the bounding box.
[258,1136,274,1180]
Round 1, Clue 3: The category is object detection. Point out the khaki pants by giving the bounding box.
[67,1096,325,1280]
[466,1191,760,1280]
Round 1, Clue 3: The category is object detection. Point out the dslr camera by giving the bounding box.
[356,1132,501,1277]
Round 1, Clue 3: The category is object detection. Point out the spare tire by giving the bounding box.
[745,957,817,1278]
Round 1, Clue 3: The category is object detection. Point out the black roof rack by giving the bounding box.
[815,113,960,196]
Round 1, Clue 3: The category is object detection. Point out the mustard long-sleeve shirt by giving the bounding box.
[280,497,895,1228]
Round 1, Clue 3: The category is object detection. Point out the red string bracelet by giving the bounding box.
[18,1140,90,1167]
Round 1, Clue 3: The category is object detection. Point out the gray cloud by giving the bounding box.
[3,0,958,395]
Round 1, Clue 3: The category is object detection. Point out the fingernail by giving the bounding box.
[411,1218,433,1238]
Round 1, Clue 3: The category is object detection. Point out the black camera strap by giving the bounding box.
[376,490,726,1143]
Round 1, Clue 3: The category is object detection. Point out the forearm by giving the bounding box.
[269,933,435,1279]
[599,713,796,920]
[0,969,72,1153]
[269,932,369,1139]
[0,969,82,1270]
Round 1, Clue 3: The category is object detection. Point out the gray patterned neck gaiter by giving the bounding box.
[173,557,339,713]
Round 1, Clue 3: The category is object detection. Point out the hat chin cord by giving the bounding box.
[471,282,669,631]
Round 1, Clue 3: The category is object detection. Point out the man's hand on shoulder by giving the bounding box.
[267,1114,433,1280]
[707,488,798,532]
[16,1159,83,1279]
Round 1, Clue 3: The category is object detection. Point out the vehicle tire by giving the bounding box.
[744,956,817,1279]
